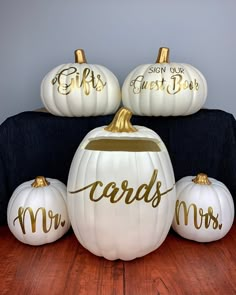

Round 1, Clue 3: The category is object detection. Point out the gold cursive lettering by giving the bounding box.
[13,207,66,234]
[167,74,199,95]
[129,73,199,95]
[69,169,174,208]
[51,67,107,96]
[175,200,222,230]
[130,75,166,94]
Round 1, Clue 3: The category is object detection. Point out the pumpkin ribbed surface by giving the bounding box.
[67,109,176,260]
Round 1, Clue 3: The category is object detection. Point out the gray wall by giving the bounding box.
[0,0,235,124]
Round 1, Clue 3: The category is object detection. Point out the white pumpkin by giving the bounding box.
[67,107,176,260]
[122,47,207,116]
[7,176,70,245]
[41,49,121,117]
[172,173,235,242]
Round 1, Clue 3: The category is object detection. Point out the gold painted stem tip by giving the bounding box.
[74,49,87,64]
[104,107,137,133]
[192,173,211,185]
[31,176,50,188]
[156,47,170,63]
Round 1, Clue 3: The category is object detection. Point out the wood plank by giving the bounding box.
[124,225,236,295]
[0,228,124,295]
[0,223,236,295]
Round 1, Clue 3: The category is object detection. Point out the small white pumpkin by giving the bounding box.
[67,107,176,260]
[172,173,235,242]
[122,47,207,116]
[41,49,121,117]
[7,176,70,245]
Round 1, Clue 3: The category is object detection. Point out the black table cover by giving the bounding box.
[0,109,236,225]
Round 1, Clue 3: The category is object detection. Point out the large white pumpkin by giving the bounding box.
[67,107,176,260]
[7,176,70,245]
[122,47,207,116]
[41,49,121,117]
[172,173,235,242]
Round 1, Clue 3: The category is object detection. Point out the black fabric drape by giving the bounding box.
[0,109,236,225]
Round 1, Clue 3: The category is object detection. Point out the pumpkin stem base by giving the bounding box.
[192,173,211,185]
[31,176,50,188]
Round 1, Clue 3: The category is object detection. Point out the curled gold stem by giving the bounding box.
[104,107,137,133]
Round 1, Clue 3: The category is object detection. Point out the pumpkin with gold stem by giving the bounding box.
[122,47,207,116]
[172,173,234,242]
[7,176,70,245]
[41,49,121,117]
[67,107,176,260]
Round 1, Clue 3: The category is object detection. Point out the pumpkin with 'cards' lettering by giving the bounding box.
[67,107,176,260]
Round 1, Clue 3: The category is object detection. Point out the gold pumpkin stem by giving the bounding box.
[192,173,212,185]
[104,107,137,133]
[156,47,170,63]
[31,176,50,188]
[74,49,87,64]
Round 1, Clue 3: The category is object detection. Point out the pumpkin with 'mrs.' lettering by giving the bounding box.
[41,49,121,117]
[7,176,70,245]
[67,107,176,260]
[172,173,234,242]
[122,47,207,116]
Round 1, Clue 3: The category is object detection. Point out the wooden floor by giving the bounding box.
[1,223,236,295]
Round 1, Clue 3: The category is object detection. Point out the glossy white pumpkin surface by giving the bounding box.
[172,174,234,242]
[41,49,121,117]
[122,48,207,116]
[67,108,176,260]
[7,177,70,245]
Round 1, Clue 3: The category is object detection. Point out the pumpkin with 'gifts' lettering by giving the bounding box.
[7,176,70,245]
[67,107,176,260]
[172,173,234,242]
[41,49,121,117]
[122,47,207,116]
